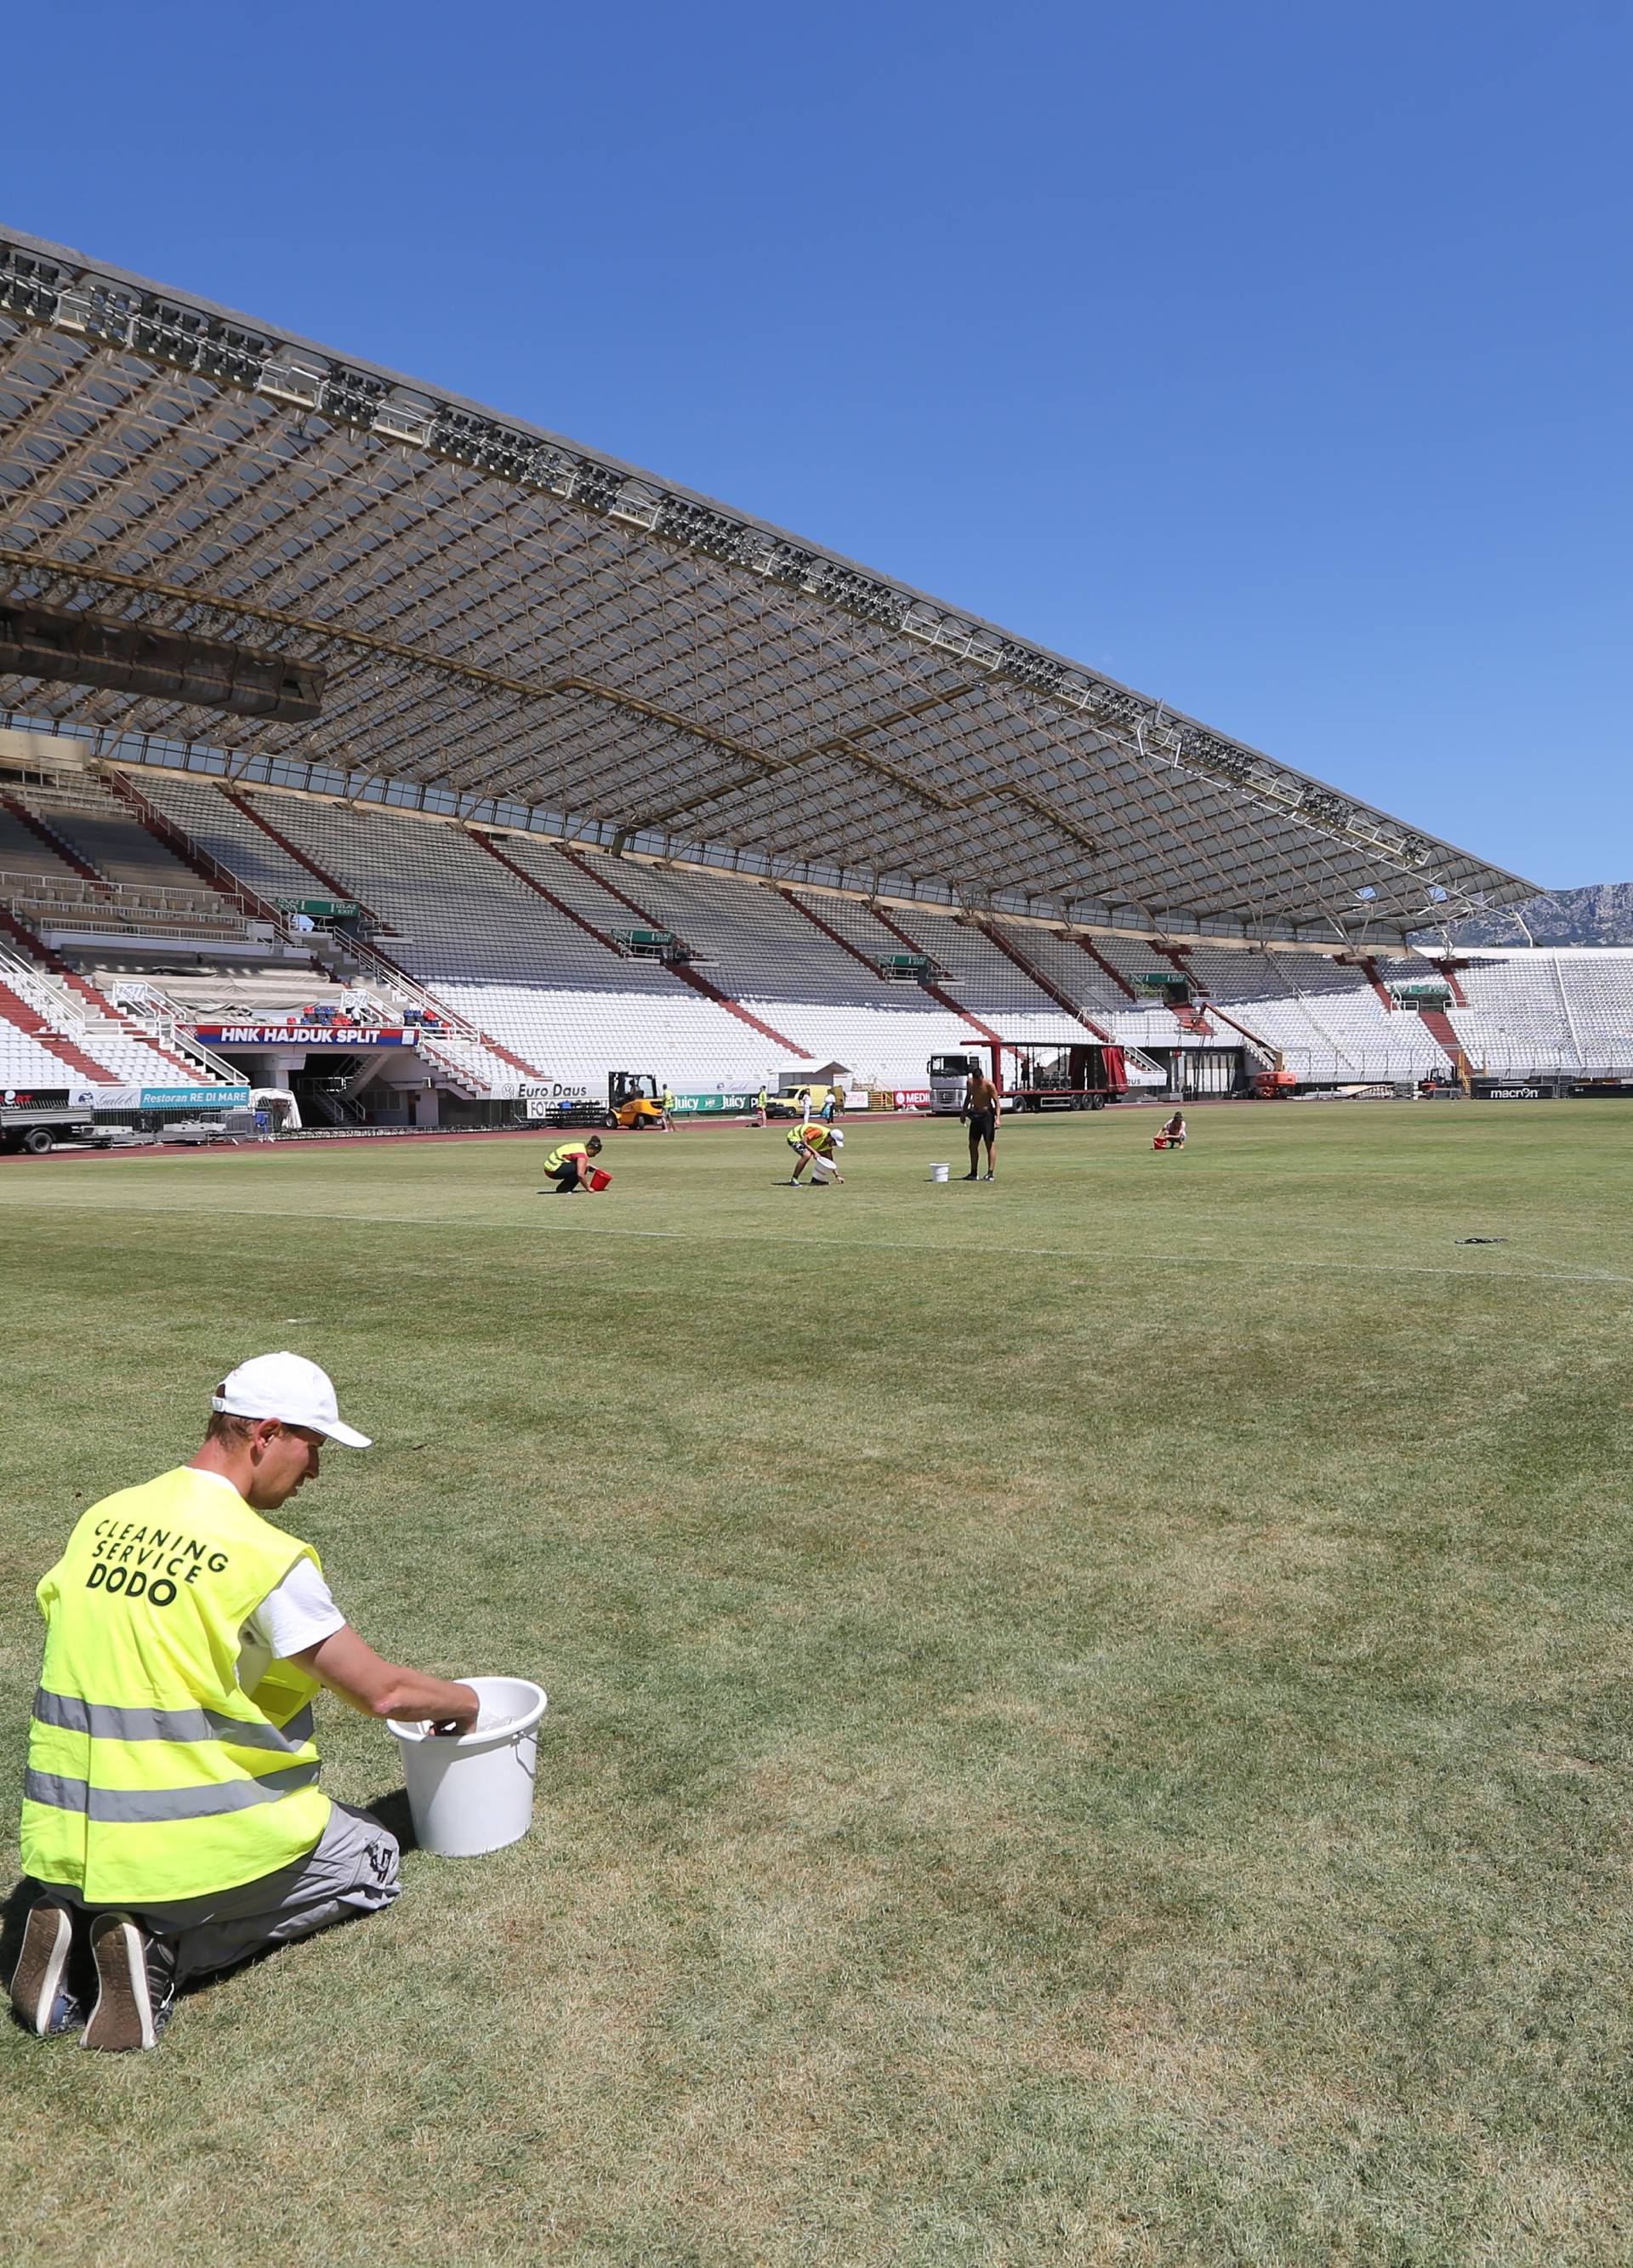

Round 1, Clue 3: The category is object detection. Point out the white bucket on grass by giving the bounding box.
[930,1162,950,1182]
[388,1675,546,1857]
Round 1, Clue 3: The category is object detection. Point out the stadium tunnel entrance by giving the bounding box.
[205,1040,500,1131]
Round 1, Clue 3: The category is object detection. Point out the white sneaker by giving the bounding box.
[81,1913,175,2052]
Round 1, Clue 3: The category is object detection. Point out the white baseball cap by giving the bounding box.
[830,1128,845,1146]
[213,1352,372,1449]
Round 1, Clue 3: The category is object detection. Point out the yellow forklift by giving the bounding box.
[607,1070,669,1129]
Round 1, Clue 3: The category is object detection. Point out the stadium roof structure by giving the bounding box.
[0,225,1536,949]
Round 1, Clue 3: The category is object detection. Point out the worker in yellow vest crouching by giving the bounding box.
[9,1353,478,2051]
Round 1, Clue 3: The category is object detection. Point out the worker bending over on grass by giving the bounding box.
[538,1133,604,1194]
[785,1121,845,1186]
[1154,1109,1187,1150]
[962,1065,1000,1181]
[9,1353,478,2052]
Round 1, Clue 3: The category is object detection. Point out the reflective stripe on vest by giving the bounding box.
[24,1761,321,1823]
[32,1686,316,1755]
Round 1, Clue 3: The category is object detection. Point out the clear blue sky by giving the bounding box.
[4,2,1628,886]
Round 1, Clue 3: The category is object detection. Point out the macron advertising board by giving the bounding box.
[191,1023,420,1049]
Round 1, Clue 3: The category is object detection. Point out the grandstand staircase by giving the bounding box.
[1346,955,1396,1014]
[551,846,811,1057]
[0,966,109,1082]
[0,924,220,1086]
[777,888,896,976]
[1337,949,1461,1078]
[1156,945,1280,1068]
[469,830,629,956]
[1415,1006,1467,1073]
[471,829,811,1062]
[0,794,107,886]
[216,786,389,929]
[102,977,245,1086]
[1063,933,1138,1001]
[863,903,1001,1041]
[103,769,285,925]
[1150,945,1215,1036]
[117,781,543,1097]
[969,919,1116,1041]
[310,932,549,1096]
[1043,928,1267,1080]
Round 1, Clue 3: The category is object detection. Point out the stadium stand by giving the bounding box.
[8,751,1633,1112]
[1,230,1627,1125]
[0,932,215,1087]
[1448,950,1633,1075]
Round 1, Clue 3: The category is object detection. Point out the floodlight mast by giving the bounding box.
[0,226,1539,948]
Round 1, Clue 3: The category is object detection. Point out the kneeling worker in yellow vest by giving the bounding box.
[9,1353,478,2052]
[785,1122,845,1185]
[538,1133,604,1194]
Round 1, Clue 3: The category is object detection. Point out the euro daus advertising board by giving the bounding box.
[519,1081,592,1120]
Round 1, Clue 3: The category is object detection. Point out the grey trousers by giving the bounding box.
[48,1799,401,1985]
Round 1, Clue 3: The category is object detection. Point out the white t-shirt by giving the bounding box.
[190,1469,348,1691]
[239,1554,347,1693]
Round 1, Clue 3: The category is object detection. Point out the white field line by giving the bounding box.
[535,1222,1633,1288]
[8,1189,1631,1290]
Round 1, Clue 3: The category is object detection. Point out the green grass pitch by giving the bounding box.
[2,1103,1630,2265]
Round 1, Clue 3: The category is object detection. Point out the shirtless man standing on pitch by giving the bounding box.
[962,1064,1000,1182]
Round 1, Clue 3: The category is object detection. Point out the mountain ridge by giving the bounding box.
[1427,882,1633,949]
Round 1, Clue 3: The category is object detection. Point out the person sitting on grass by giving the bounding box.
[8,1353,478,2053]
[785,1121,845,1186]
[538,1134,604,1194]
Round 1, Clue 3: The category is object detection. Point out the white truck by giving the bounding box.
[0,1098,103,1154]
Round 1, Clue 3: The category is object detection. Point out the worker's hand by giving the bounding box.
[430,1682,481,1736]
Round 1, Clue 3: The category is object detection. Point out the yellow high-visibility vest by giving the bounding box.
[542,1141,589,1173]
[788,1124,835,1156]
[21,1468,331,1904]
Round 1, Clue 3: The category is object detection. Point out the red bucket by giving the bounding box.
[586,1167,612,1191]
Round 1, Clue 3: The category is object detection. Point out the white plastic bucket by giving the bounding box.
[387,1675,546,1857]
[930,1162,950,1182]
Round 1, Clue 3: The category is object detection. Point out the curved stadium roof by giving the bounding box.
[0,225,1534,948]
